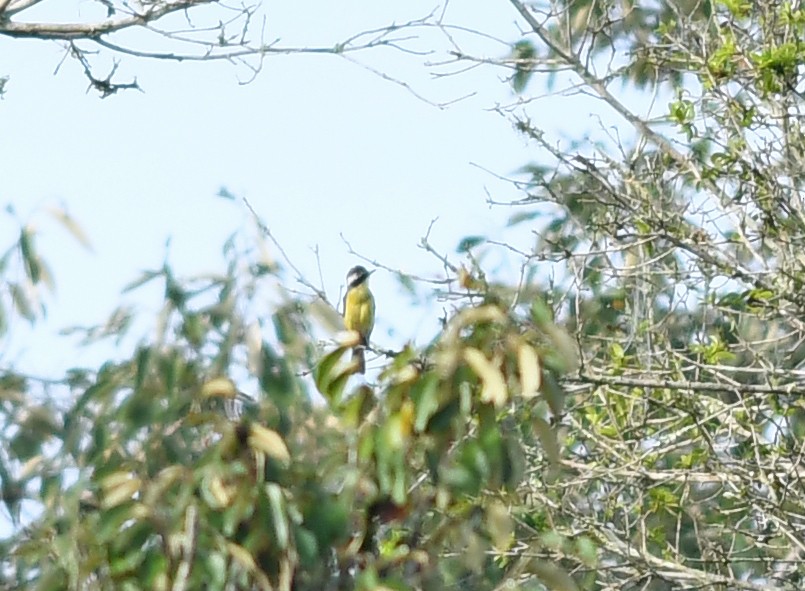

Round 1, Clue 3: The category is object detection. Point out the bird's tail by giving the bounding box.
[352,346,366,374]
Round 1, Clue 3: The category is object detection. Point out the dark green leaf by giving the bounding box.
[261,345,298,407]
[507,210,541,226]
[457,235,485,253]
[541,371,565,418]
[511,40,537,93]
[217,187,237,200]
[19,227,41,284]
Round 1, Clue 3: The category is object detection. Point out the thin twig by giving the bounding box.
[242,197,331,306]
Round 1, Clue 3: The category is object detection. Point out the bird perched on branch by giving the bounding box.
[343,265,375,374]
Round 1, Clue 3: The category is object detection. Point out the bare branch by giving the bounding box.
[242,197,331,306]
[3,3,441,98]
[1,0,204,39]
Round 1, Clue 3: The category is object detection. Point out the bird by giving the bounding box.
[343,265,375,374]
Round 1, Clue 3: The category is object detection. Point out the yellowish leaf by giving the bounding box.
[48,206,93,251]
[248,424,291,464]
[206,474,236,508]
[383,400,415,451]
[443,305,507,343]
[19,455,44,479]
[100,472,141,508]
[246,321,263,375]
[463,348,508,408]
[528,559,579,591]
[543,323,579,373]
[338,329,363,348]
[228,542,257,572]
[201,377,238,399]
[486,502,513,550]
[393,364,418,385]
[100,470,137,490]
[308,298,343,333]
[145,466,187,506]
[518,343,542,399]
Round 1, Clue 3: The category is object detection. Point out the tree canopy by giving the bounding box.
[5,0,805,590]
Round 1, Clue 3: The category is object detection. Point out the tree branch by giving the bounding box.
[570,372,805,396]
[0,1,203,39]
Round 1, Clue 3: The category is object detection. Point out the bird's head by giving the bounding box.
[347,265,373,289]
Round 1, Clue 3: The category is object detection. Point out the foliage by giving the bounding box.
[0,208,579,590]
[489,0,805,589]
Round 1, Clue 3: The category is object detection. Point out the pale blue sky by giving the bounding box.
[0,0,618,376]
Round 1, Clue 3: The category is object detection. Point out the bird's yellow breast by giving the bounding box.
[344,283,375,342]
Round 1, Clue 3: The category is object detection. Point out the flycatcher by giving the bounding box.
[343,265,375,374]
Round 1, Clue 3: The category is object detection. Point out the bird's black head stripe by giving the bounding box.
[347,266,370,289]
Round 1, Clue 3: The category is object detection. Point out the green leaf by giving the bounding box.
[338,384,375,428]
[135,346,151,392]
[9,283,35,322]
[717,0,751,18]
[303,495,349,548]
[0,455,22,524]
[541,371,565,418]
[575,536,598,567]
[533,417,560,466]
[295,526,320,566]
[267,483,289,550]
[530,298,554,327]
[511,40,536,93]
[140,549,169,586]
[272,307,297,346]
[314,346,350,405]
[97,502,139,542]
[217,187,237,200]
[260,345,298,407]
[164,273,187,309]
[122,389,157,430]
[426,398,460,434]
[19,227,41,284]
[507,210,541,226]
[412,373,440,432]
[459,440,489,490]
[502,432,526,488]
[456,235,485,253]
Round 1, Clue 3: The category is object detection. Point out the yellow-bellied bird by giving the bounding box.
[343,265,375,374]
